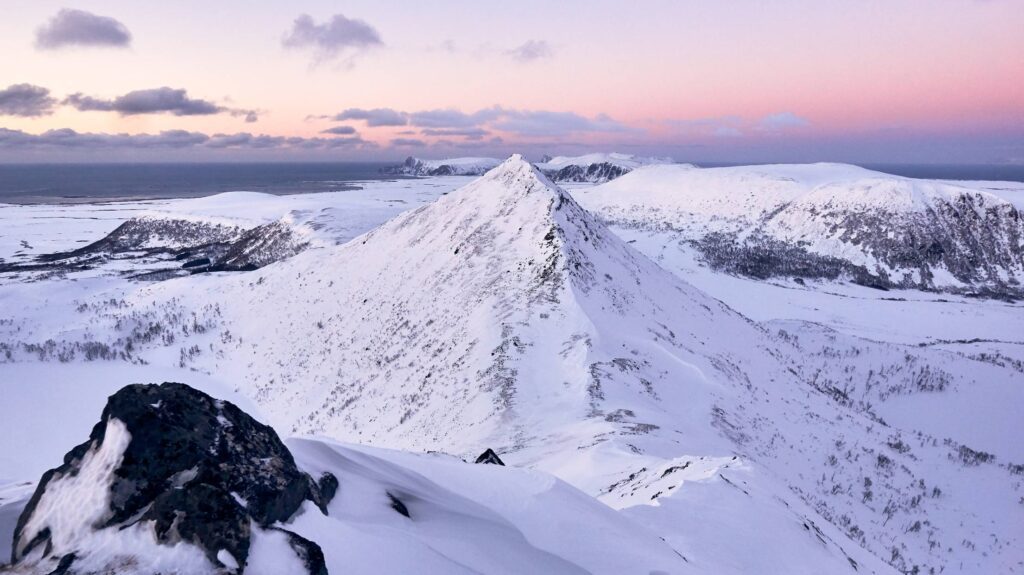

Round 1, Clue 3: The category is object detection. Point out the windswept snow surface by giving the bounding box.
[1,157,1021,574]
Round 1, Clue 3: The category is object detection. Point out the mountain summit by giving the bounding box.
[132,154,756,454]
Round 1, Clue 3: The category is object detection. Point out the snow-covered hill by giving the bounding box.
[536,152,676,183]
[5,156,1018,573]
[381,156,502,177]
[577,163,1024,295]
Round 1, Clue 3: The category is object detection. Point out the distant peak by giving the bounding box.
[481,153,555,188]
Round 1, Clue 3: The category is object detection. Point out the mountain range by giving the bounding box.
[0,156,1020,574]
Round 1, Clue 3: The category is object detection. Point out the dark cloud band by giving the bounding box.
[64,87,257,121]
[0,128,370,151]
[330,106,630,138]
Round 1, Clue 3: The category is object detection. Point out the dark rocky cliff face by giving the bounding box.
[0,217,310,281]
[696,192,1024,297]
[543,163,632,183]
[10,382,335,574]
[380,157,494,177]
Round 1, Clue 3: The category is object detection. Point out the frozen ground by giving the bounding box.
[1,160,1021,574]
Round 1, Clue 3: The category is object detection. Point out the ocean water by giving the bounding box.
[0,162,1022,205]
[0,162,400,204]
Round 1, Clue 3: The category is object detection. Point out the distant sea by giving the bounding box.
[0,162,1022,205]
[0,162,399,204]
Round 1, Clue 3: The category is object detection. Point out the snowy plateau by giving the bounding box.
[0,156,1022,575]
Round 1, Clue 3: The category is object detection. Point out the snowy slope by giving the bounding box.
[0,378,689,575]
[1,157,1020,574]
[284,439,693,574]
[0,435,693,575]
[577,163,1024,294]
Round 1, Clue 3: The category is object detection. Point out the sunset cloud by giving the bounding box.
[35,9,132,50]
[333,108,407,127]
[505,40,554,62]
[64,87,257,121]
[0,128,371,151]
[0,84,56,117]
[282,13,383,64]
[325,106,630,139]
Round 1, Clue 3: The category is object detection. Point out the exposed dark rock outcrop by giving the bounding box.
[690,192,1024,299]
[0,216,310,281]
[474,449,505,466]
[380,156,498,177]
[10,382,335,574]
[40,218,243,262]
[542,163,632,184]
[386,493,410,518]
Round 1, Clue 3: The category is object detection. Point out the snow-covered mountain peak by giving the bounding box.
[128,154,739,456]
[470,153,558,194]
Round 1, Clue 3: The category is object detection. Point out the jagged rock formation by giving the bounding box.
[474,449,505,466]
[9,382,335,575]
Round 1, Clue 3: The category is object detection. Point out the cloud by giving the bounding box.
[282,13,382,63]
[205,133,287,149]
[668,113,810,137]
[505,40,554,62]
[391,138,426,147]
[714,126,743,138]
[319,105,632,139]
[757,112,811,131]
[0,84,56,117]
[333,107,408,127]
[493,110,631,137]
[0,128,208,149]
[65,88,218,115]
[420,128,490,140]
[669,115,742,130]
[64,87,257,120]
[408,108,501,129]
[433,39,458,53]
[0,128,372,151]
[35,9,132,50]
[320,125,357,135]
[288,135,369,149]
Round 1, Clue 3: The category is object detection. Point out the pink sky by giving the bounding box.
[0,0,1021,163]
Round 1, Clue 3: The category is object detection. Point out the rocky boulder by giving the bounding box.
[10,382,336,574]
[474,449,505,466]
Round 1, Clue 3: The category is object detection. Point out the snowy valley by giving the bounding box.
[1,157,1021,575]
